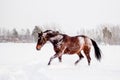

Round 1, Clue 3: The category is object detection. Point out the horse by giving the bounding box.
[36,30,101,65]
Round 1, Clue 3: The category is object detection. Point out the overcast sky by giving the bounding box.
[0,0,120,32]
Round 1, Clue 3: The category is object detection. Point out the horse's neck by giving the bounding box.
[49,34,63,43]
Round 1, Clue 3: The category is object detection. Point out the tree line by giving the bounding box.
[77,24,120,45]
[0,24,120,45]
[0,28,33,43]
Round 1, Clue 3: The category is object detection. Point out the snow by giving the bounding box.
[0,43,120,80]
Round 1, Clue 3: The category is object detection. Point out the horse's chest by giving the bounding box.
[53,40,65,52]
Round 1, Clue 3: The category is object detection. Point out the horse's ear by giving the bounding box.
[53,31,59,34]
[56,31,59,34]
[38,32,43,37]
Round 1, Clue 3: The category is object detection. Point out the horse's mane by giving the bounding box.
[77,35,87,38]
[43,30,53,33]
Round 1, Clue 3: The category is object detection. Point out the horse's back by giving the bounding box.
[63,35,83,54]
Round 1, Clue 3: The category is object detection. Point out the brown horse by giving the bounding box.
[36,30,101,65]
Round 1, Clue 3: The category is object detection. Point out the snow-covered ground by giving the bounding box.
[0,43,120,80]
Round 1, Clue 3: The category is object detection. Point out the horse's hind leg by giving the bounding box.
[75,52,84,65]
[83,47,91,65]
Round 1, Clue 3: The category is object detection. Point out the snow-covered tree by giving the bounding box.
[32,26,42,42]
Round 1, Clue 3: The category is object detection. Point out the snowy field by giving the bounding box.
[0,43,120,80]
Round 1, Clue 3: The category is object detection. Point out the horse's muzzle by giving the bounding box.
[36,45,41,50]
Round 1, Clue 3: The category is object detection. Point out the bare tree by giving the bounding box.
[102,27,112,44]
[12,28,19,42]
[32,26,42,42]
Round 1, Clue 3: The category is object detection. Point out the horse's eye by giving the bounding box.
[39,37,44,41]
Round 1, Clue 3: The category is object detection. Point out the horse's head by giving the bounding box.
[36,30,59,50]
[36,32,47,50]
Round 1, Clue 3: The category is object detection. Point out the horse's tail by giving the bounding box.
[90,39,101,61]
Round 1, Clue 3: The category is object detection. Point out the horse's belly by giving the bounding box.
[64,46,80,54]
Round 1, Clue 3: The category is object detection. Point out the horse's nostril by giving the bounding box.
[36,45,41,50]
[36,48,40,50]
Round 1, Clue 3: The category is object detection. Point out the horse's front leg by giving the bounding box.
[48,53,58,65]
[48,52,63,65]
[58,56,62,62]
[48,53,63,65]
[48,45,66,65]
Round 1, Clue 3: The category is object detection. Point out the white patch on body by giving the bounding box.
[79,37,92,49]
[57,39,63,48]
[84,38,92,47]
[50,35,63,42]
[78,37,85,46]
[50,35,63,48]
[78,37,85,50]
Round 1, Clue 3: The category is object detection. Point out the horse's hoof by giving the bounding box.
[74,63,77,66]
[88,63,90,66]
[48,63,50,65]
[74,62,78,65]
